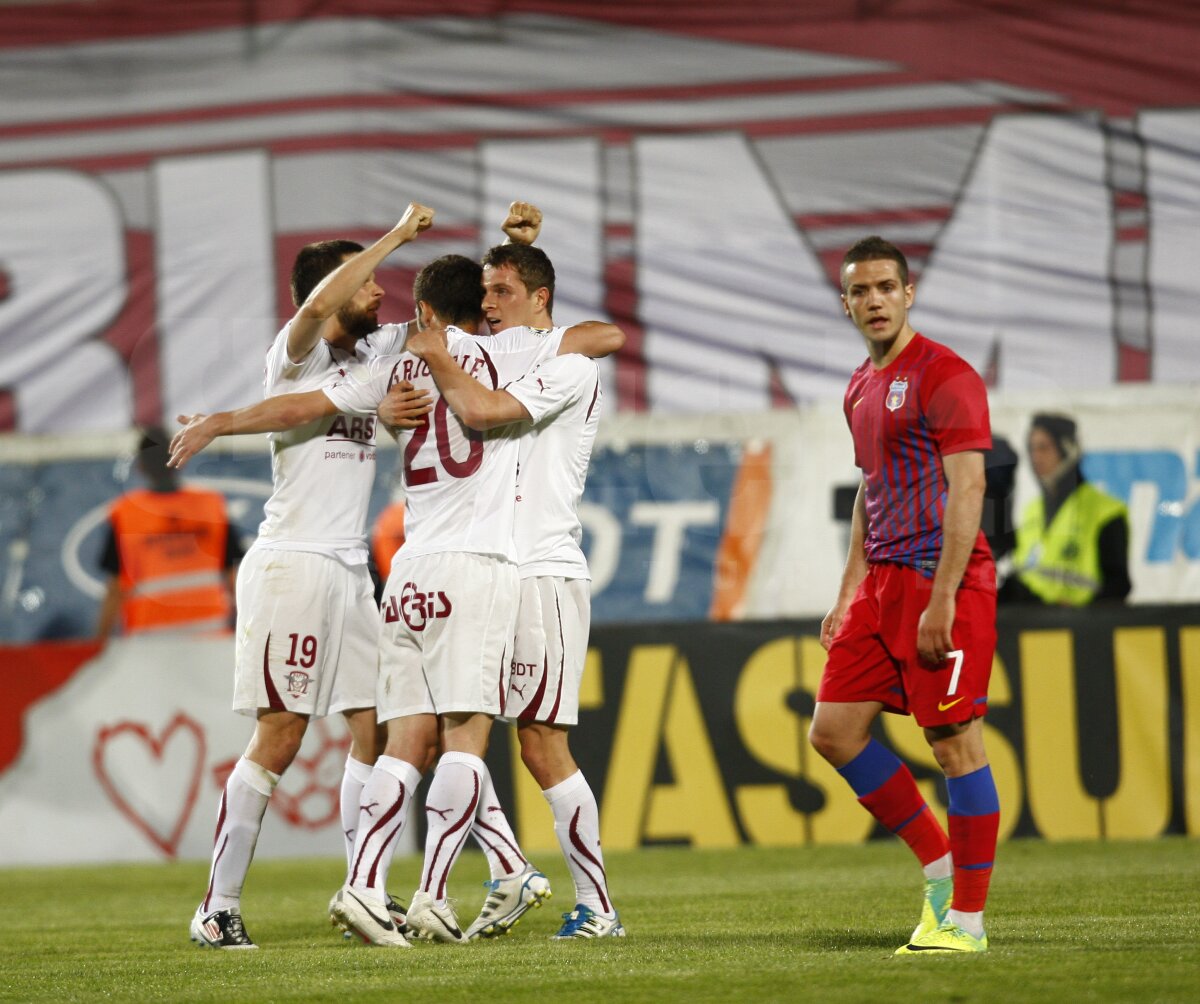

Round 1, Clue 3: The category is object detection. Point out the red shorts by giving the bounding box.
[818,561,996,728]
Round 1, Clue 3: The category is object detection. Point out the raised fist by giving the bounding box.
[501,201,542,245]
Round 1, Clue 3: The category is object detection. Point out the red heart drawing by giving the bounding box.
[93,714,206,859]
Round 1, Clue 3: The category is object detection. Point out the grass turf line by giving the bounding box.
[0,840,1197,1003]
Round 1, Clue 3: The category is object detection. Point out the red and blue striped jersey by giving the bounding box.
[844,333,993,580]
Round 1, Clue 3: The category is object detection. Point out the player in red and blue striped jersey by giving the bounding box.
[809,236,1000,955]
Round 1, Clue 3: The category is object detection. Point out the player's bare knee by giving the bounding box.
[245,738,301,776]
[808,723,841,764]
[342,708,378,763]
[925,718,985,776]
[384,732,437,771]
[520,749,552,788]
[415,740,438,772]
[246,711,308,773]
[517,725,574,788]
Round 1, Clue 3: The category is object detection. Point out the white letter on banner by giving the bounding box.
[479,138,614,394]
[0,171,129,431]
[154,151,274,419]
[635,133,855,412]
[913,115,1114,390]
[1142,110,1200,384]
[630,500,719,603]
[578,502,622,595]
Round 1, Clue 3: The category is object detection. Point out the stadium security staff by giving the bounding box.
[95,426,241,639]
[1009,412,1131,606]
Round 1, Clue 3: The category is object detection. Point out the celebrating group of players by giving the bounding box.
[174,198,1000,957]
[174,202,625,948]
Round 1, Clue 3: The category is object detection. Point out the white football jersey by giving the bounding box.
[254,322,407,563]
[504,353,601,579]
[324,325,563,563]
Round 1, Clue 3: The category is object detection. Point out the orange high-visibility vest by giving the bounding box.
[372,502,406,582]
[109,488,231,633]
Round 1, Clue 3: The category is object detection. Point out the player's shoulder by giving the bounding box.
[364,352,396,378]
[336,352,398,387]
[264,322,291,364]
[443,328,496,366]
[913,332,970,368]
[912,333,982,383]
[319,354,390,412]
[445,325,481,350]
[845,356,874,394]
[542,351,599,382]
[363,322,409,357]
[266,321,336,379]
[486,324,562,352]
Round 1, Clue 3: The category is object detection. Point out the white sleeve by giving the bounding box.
[484,325,566,355]
[264,322,328,393]
[472,326,566,385]
[369,322,410,355]
[504,353,596,425]
[322,356,396,416]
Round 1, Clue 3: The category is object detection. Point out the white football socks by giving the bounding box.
[348,755,421,905]
[949,908,986,938]
[201,756,278,914]
[544,770,613,916]
[472,766,529,880]
[923,851,953,881]
[340,754,374,870]
[419,752,484,903]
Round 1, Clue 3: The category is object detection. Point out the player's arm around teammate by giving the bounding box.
[200,199,432,776]
[440,235,625,938]
[401,317,621,431]
[168,378,431,467]
[404,320,531,429]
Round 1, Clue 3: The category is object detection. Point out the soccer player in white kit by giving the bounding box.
[420,243,624,939]
[182,203,434,949]
[172,248,622,947]
[327,256,623,946]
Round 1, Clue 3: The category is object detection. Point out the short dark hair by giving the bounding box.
[1030,412,1079,457]
[290,240,364,307]
[136,425,176,491]
[481,243,555,315]
[840,235,909,290]
[413,255,484,328]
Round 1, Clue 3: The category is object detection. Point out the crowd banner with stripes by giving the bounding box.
[0,2,1197,432]
[1,602,1196,865]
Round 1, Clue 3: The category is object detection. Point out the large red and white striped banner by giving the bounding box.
[0,1,1197,433]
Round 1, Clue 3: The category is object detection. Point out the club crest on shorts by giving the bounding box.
[285,670,311,696]
[886,377,909,412]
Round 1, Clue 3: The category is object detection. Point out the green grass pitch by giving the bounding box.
[1,840,1197,1003]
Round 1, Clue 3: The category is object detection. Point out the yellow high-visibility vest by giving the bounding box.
[1013,482,1127,606]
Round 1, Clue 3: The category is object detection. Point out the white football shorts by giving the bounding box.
[376,550,519,721]
[232,547,378,718]
[503,576,590,727]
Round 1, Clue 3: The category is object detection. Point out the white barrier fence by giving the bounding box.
[0,636,415,865]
